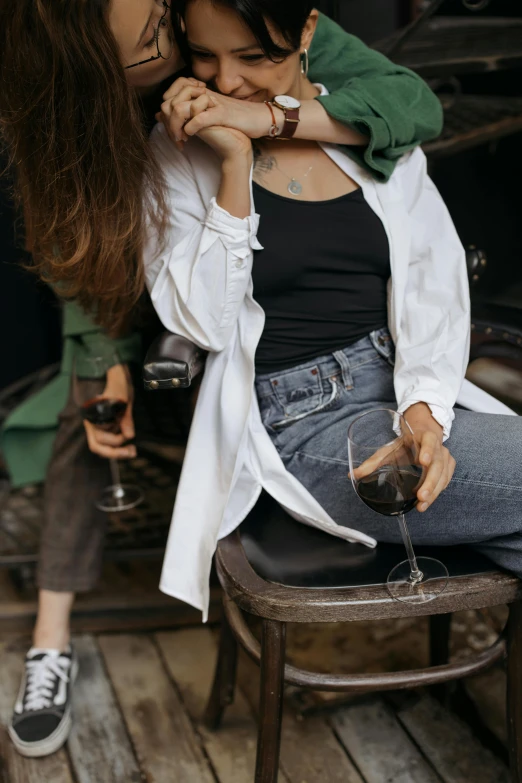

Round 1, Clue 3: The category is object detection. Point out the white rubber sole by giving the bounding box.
[8,658,79,758]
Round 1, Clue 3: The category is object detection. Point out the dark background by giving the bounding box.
[1,0,521,390]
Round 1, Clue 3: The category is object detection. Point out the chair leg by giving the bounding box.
[429,613,452,703]
[507,600,522,783]
[203,608,238,730]
[255,620,286,783]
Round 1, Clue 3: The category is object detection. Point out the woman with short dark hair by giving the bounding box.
[145,0,521,627]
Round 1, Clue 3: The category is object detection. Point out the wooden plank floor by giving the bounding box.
[0,628,509,783]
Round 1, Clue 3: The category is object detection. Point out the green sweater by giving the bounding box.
[1,13,442,488]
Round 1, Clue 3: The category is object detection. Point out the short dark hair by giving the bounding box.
[176,0,315,60]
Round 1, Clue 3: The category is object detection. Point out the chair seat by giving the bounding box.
[240,492,498,590]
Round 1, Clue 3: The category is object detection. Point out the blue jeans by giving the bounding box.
[255,327,522,578]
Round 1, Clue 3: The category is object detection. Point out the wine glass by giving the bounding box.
[348,408,448,603]
[73,352,144,513]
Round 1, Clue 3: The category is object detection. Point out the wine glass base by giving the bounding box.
[95,484,144,513]
[387,557,449,603]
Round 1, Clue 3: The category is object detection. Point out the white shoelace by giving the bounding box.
[23,655,71,712]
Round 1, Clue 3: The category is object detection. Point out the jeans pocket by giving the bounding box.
[270,371,342,430]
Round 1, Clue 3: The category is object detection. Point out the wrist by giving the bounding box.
[268,106,285,138]
[404,403,443,440]
[221,149,253,170]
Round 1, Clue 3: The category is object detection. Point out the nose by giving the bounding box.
[153,0,167,20]
[214,60,243,96]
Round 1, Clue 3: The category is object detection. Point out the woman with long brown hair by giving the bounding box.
[0,0,444,758]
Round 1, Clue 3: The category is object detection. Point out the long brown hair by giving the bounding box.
[0,0,167,336]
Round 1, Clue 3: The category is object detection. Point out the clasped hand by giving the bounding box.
[155,76,271,157]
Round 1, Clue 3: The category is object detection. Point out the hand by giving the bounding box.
[403,402,456,513]
[159,88,252,162]
[350,403,456,513]
[159,80,280,143]
[155,76,208,146]
[83,364,137,460]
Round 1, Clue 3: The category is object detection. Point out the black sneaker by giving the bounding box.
[8,645,78,757]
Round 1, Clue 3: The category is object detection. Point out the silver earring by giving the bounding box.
[300,48,309,77]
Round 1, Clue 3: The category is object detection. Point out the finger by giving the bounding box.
[120,405,135,440]
[92,430,127,447]
[183,106,225,136]
[351,440,407,480]
[163,77,206,101]
[160,98,198,141]
[84,422,136,459]
[417,464,450,512]
[189,93,216,118]
[165,95,215,143]
[418,431,439,467]
[160,87,206,120]
[416,456,445,508]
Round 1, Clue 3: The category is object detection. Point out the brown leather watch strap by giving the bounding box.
[278,107,300,140]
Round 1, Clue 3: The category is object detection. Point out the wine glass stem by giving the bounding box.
[109,459,125,507]
[398,514,424,583]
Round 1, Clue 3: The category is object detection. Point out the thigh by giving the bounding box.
[268,356,400,539]
[282,405,522,548]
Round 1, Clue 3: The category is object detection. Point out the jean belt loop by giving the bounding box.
[332,350,353,390]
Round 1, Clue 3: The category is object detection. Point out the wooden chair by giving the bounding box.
[202,492,522,783]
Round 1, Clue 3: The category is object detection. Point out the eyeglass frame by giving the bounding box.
[124,0,172,70]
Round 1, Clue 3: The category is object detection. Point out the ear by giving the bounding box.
[300,9,319,52]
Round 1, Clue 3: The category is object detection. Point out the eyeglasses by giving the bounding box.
[124,1,174,70]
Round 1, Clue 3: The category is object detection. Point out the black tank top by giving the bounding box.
[252,183,391,374]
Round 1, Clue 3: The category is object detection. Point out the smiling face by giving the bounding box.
[110,0,183,90]
[183,0,317,101]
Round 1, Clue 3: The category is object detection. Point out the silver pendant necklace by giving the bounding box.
[274,159,315,197]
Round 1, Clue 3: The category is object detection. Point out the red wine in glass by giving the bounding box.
[81,397,128,429]
[73,353,143,513]
[357,467,422,516]
[348,408,448,603]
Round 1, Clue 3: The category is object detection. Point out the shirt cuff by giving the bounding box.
[205,197,262,251]
[396,399,455,442]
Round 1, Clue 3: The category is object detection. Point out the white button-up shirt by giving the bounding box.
[144,90,514,620]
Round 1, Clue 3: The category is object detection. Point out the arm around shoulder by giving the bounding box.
[309,13,443,181]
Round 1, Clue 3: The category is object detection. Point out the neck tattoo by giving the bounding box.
[253,144,318,197]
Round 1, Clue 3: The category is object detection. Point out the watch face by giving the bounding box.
[274,95,301,110]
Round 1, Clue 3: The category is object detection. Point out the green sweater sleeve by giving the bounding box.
[309,13,443,182]
[62,300,142,370]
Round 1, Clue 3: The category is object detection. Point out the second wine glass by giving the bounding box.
[348,408,448,603]
[73,352,144,513]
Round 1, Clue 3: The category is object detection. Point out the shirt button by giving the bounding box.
[235,260,244,269]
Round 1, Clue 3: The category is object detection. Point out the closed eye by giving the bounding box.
[240,54,265,63]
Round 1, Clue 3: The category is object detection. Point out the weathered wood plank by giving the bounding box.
[67,635,142,783]
[237,641,364,783]
[99,633,215,783]
[157,627,286,783]
[331,698,440,783]
[395,692,509,783]
[0,638,73,783]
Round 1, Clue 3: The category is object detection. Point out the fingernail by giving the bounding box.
[419,502,428,511]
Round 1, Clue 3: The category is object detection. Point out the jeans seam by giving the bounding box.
[451,477,522,491]
[286,450,349,467]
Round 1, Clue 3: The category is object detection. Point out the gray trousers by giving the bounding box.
[37,373,193,593]
[37,382,110,592]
